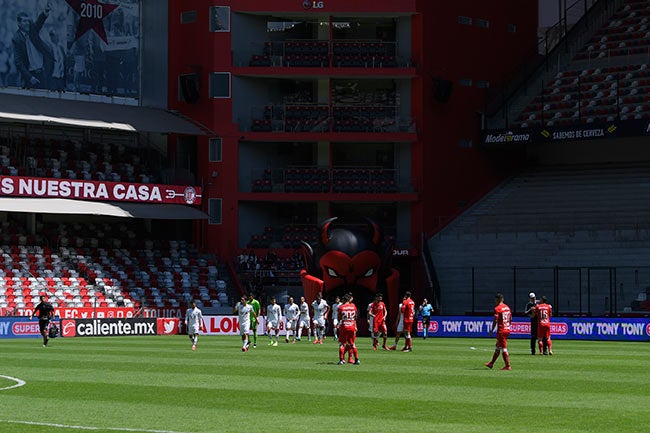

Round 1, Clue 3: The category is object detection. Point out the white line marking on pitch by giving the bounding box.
[0,420,193,433]
[0,375,26,391]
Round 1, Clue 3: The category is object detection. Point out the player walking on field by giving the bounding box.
[369,293,389,350]
[185,300,204,351]
[247,293,261,348]
[266,296,282,346]
[389,291,415,352]
[330,296,342,341]
[337,293,360,365]
[485,293,512,370]
[311,292,329,344]
[283,296,300,343]
[33,294,54,347]
[535,296,553,355]
[235,295,256,352]
[296,296,311,341]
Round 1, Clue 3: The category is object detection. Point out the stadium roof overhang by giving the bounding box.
[0,93,205,135]
[0,198,208,220]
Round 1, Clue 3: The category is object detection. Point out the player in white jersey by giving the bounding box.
[234,295,255,352]
[184,300,204,351]
[311,292,330,344]
[266,296,282,346]
[297,296,311,341]
[283,296,300,343]
[330,296,342,341]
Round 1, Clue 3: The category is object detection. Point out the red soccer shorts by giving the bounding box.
[537,325,551,340]
[373,320,387,335]
[339,327,357,346]
[496,331,510,349]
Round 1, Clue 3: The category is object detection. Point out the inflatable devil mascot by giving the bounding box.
[300,217,400,334]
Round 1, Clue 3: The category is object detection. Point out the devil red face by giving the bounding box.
[319,250,381,293]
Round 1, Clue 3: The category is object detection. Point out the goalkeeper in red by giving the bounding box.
[337,293,360,365]
[485,293,512,370]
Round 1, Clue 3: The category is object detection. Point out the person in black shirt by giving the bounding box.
[33,295,54,346]
[524,292,539,355]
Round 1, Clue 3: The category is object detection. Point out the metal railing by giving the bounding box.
[235,39,413,68]
[243,103,415,133]
[438,265,650,316]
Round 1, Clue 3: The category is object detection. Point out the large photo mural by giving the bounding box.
[0,0,139,98]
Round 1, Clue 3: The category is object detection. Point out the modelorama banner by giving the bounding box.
[0,175,202,205]
[0,0,139,98]
[417,316,650,341]
[481,118,650,146]
[0,317,179,338]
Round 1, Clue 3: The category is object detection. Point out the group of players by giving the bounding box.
[486,291,553,370]
[185,290,423,365]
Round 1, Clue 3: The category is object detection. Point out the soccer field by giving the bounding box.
[0,336,648,433]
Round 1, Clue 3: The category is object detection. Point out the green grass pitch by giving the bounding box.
[1,336,649,433]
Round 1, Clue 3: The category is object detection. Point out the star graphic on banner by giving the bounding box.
[66,0,119,44]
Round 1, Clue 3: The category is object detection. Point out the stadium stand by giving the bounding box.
[574,0,650,61]
[0,216,229,315]
[429,163,650,314]
[510,0,650,128]
[515,63,650,127]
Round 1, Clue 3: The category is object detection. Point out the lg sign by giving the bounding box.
[303,0,324,9]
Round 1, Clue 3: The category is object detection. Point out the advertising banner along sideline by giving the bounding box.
[417,316,650,341]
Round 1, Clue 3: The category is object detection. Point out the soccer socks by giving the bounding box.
[490,349,500,365]
[339,345,345,361]
[502,349,510,368]
[352,346,359,361]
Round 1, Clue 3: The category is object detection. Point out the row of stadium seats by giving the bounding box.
[245,224,397,250]
[0,137,158,184]
[515,63,650,127]
[0,220,228,313]
[574,0,650,61]
[250,40,400,68]
[250,167,398,193]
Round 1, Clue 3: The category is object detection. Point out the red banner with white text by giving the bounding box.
[0,176,201,205]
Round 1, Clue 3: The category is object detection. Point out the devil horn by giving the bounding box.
[320,217,338,245]
[365,217,381,245]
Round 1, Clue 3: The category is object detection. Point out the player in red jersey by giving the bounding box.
[369,293,389,350]
[485,293,512,370]
[388,291,415,352]
[534,296,553,355]
[337,293,360,365]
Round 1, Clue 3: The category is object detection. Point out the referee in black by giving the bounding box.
[33,294,54,347]
[524,292,539,355]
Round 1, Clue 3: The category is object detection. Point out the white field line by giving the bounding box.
[0,375,26,391]
[0,420,193,433]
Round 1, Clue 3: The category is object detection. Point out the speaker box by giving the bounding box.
[434,79,452,103]
[180,74,199,103]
